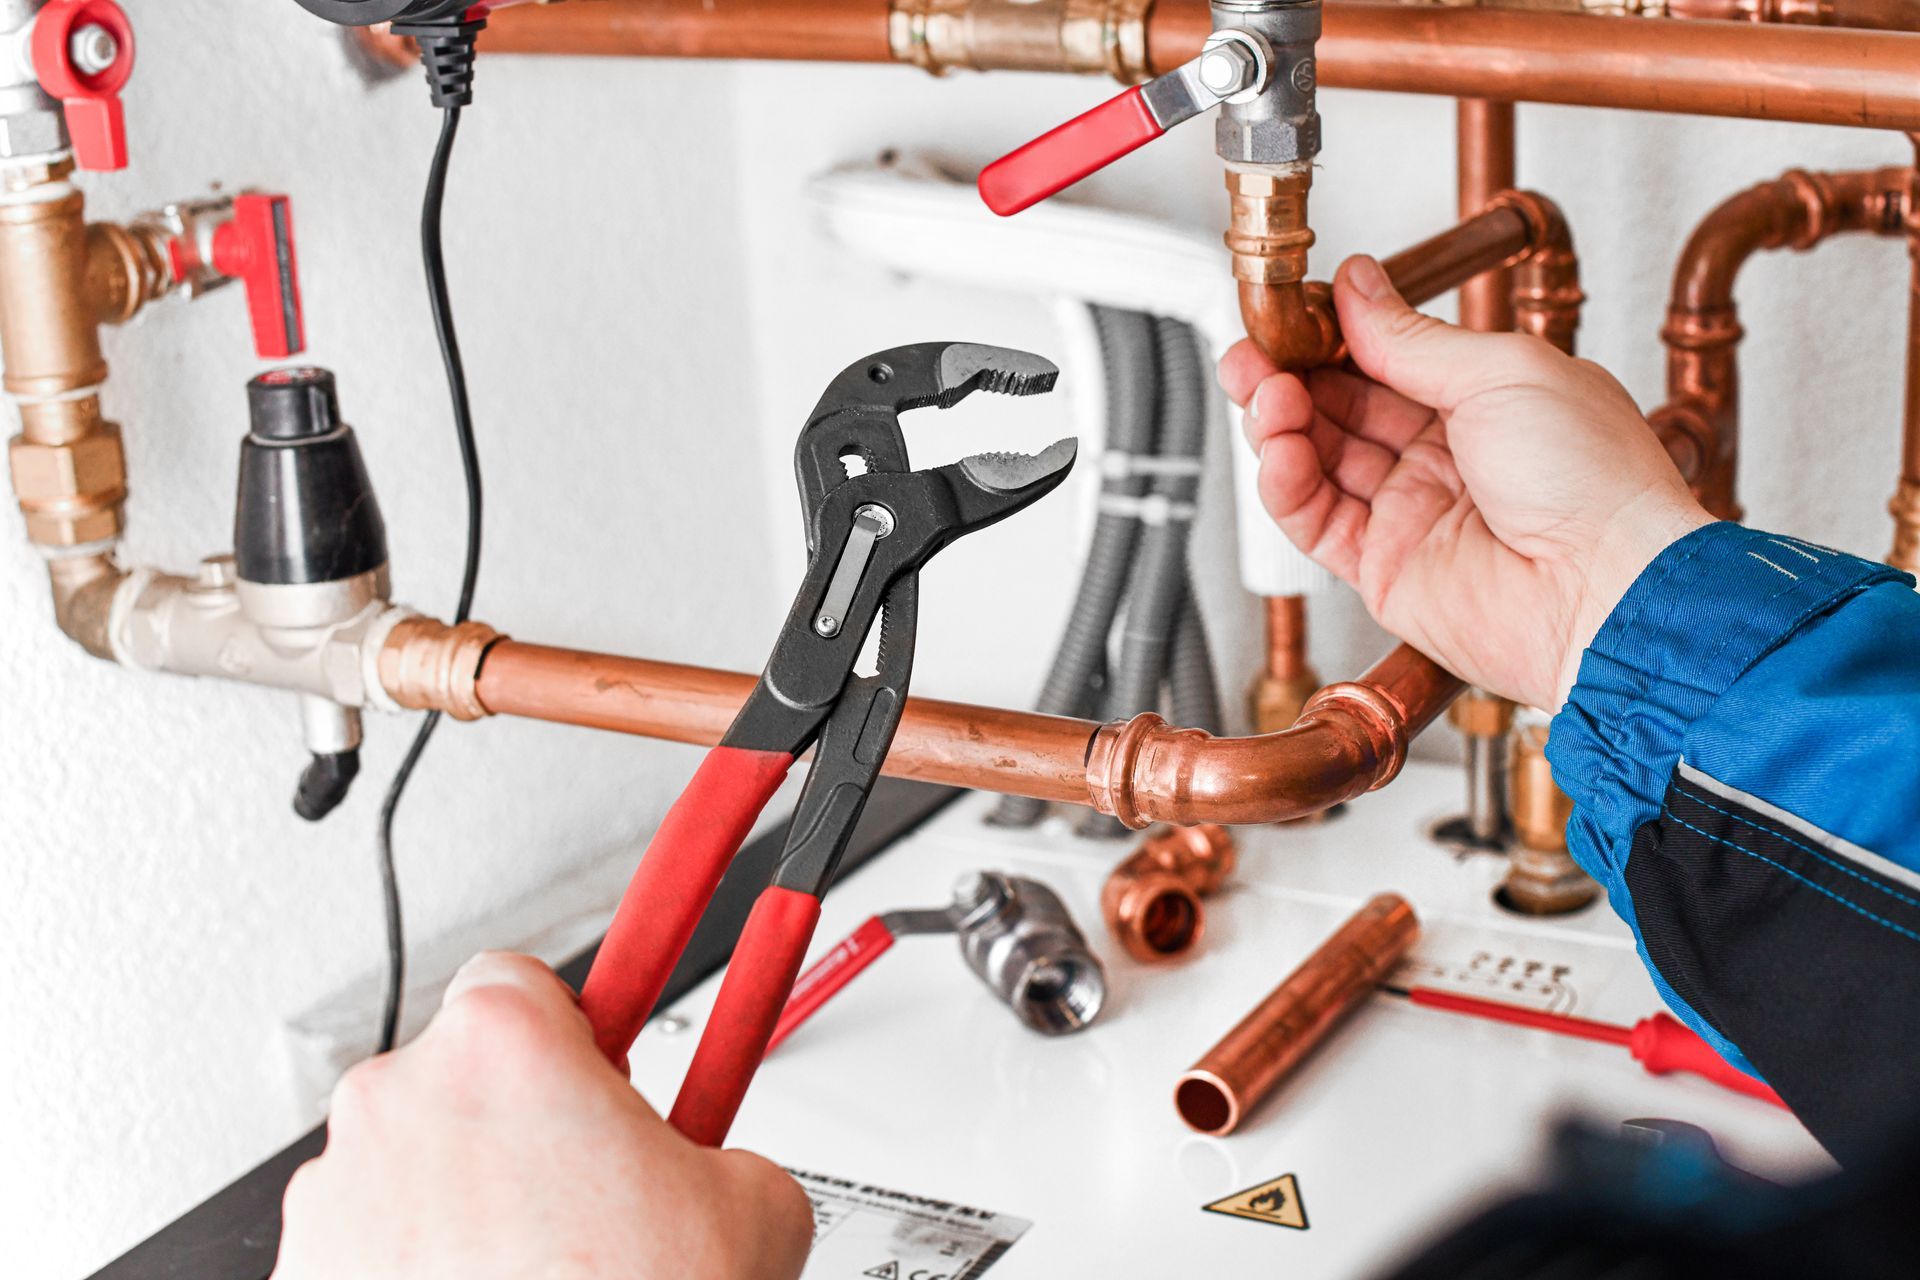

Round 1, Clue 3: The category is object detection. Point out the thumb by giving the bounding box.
[1334,255,1537,412]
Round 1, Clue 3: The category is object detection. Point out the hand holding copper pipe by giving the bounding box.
[1102,824,1236,962]
[1176,893,1419,1135]
[1219,256,1713,714]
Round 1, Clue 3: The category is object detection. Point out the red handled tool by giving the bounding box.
[1397,986,1787,1108]
[578,343,1075,1147]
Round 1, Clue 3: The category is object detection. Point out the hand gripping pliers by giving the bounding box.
[579,342,1076,1146]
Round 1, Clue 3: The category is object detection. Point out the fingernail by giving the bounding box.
[1345,255,1391,302]
[1248,380,1270,425]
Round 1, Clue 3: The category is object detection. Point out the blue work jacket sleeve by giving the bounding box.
[1546,520,1920,1161]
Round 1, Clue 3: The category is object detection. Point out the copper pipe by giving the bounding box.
[477,1,1920,129]
[1379,201,1534,308]
[1668,0,1920,31]
[1650,164,1912,519]
[1102,824,1237,961]
[1250,594,1320,734]
[1174,893,1418,1135]
[1893,135,1920,573]
[1457,99,1516,334]
[384,620,1462,826]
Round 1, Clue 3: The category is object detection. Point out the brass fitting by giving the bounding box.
[1500,722,1600,914]
[1102,823,1238,961]
[8,419,125,547]
[1251,594,1320,733]
[1226,165,1339,371]
[889,0,1155,82]
[1447,688,1514,739]
[378,615,505,721]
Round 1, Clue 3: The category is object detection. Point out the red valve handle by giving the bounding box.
[765,914,899,1054]
[1630,1013,1787,1108]
[978,86,1165,217]
[31,0,134,173]
[211,195,307,360]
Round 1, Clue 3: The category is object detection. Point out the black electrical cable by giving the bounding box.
[374,102,483,1055]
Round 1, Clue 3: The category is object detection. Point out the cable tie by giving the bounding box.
[1100,452,1205,480]
[1098,493,1198,524]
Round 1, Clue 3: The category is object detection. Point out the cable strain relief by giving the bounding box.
[391,17,486,109]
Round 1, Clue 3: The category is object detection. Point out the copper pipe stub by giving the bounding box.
[1251,594,1320,734]
[1889,478,1920,574]
[1102,824,1237,962]
[1175,893,1419,1135]
[1499,723,1599,914]
[378,615,504,721]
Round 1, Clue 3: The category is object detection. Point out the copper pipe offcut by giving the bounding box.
[1102,824,1237,962]
[1893,136,1920,574]
[1175,893,1418,1135]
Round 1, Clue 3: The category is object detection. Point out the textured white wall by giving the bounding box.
[4,12,1915,1278]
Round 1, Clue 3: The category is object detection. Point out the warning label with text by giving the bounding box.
[790,1168,1032,1279]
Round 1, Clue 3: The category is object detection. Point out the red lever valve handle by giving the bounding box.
[211,195,307,360]
[978,87,1164,218]
[31,0,134,172]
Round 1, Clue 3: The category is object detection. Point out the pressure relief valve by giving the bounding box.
[234,369,391,822]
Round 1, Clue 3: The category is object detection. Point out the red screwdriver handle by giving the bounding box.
[1631,1013,1788,1108]
[978,86,1165,217]
[669,886,824,1146]
[211,194,306,360]
[579,746,794,1066]
[765,914,898,1055]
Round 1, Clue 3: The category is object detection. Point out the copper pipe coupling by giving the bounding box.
[1102,824,1237,962]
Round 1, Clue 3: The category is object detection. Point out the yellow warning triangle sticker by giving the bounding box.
[1203,1173,1309,1230]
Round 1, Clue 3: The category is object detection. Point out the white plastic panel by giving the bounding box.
[629,763,1827,1278]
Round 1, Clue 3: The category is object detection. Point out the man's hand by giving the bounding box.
[1220,254,1712,710]
[275,952,813,1280]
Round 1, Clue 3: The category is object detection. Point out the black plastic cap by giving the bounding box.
[291,0,469,25]
[234,367,389,586]
[294,749,361,822]
[249,368,341,442]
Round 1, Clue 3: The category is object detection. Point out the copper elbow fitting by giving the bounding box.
[1226,166,1338,371]
[1175,892,1419,1135]
[1102,824,1237,962]
[1492,191,1583,355]
[378,615,504,721]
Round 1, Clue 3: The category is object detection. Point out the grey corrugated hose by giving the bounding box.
[987,306,1160,827]
[1077,316,1219,838]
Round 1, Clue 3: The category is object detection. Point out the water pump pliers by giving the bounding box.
[578,342,1076,1146]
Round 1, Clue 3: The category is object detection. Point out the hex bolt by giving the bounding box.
[1200,41,1257,97]
[69,24,118,77]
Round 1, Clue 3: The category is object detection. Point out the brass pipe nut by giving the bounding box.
[1448,691,1514,738]
[9,424,126,546]
[1250,670,1321,734]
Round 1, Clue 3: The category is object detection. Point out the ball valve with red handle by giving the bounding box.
[140,193,307,360]
[979,30,1273,217]
[980,0,1323,217]
[27,0,134,172]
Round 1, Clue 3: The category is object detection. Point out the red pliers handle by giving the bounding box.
[577,344,1072,1147]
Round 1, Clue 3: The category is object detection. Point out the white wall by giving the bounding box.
[3,9,1914,1276]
